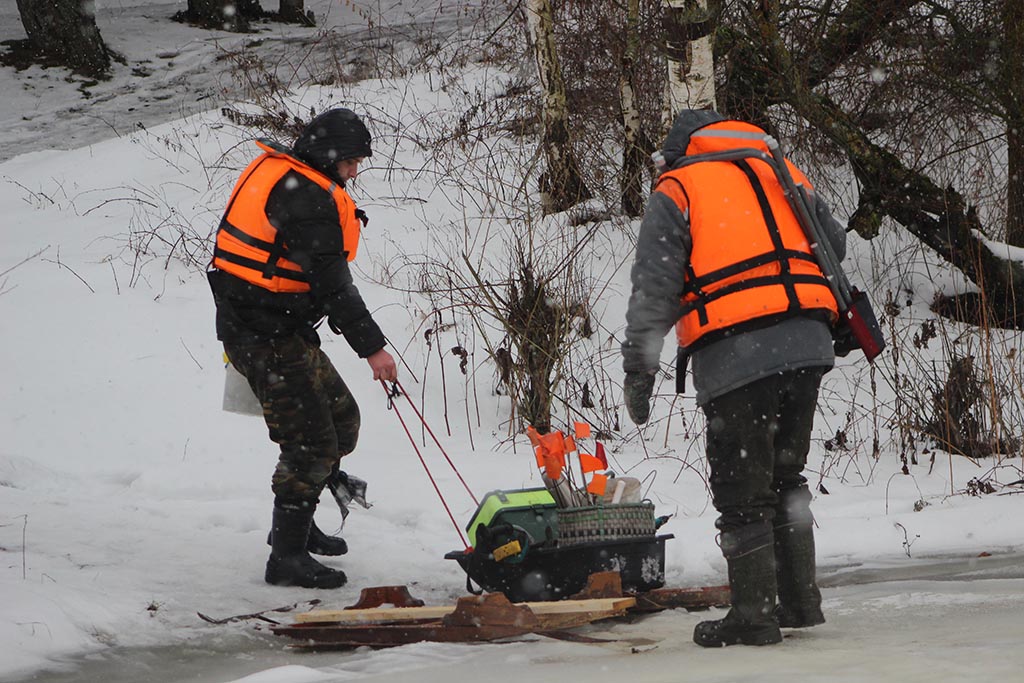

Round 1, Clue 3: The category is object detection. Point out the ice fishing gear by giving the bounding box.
[445,422,673,602]
[446,487,672,602]
[662,135,886,362]
[762,136,886,361]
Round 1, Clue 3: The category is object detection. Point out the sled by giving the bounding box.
[270,574,730,649]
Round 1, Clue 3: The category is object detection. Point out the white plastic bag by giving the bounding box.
[222,358,262,416]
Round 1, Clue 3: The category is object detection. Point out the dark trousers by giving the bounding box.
[225,334,360,507]
[702,367,824,533]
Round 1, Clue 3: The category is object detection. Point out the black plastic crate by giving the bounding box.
[445,533,673,602]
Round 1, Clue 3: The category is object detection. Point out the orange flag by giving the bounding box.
[538,430,567,458]
[527,428,568,479]
[543,451,565,478]
[586,472,608,496]
[574,422,591,439]
[563,435,577,454]
[579,452,604,473]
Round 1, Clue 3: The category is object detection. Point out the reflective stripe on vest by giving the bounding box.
[212,141,360,293]
[660,121,838,349]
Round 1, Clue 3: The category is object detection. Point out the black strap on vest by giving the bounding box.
[217,216,292,281]
[212,247,309,283]
[219,219,275,252]
[262,231,289,281]
[732,159,801,311]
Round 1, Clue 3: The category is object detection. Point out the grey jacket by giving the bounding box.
[622,110,847,405]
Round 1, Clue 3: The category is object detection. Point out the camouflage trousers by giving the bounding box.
[225,334,361,507]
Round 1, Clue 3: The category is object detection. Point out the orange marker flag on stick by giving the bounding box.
[563,435,577,454]
[574,422,591,439]
[529,429,567,479]
[586,472,608,496]
[579,452,604,473]
[538,430,567,458]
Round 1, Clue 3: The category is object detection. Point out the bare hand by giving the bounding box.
[367,349,397,382]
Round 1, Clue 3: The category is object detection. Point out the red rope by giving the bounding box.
[393,379,479,506]
[381,380,471,550]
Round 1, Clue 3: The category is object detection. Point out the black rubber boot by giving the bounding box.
[694,522,783,647]
[265,504,347,589]
[774,487,825,628]
[266,519,348,556]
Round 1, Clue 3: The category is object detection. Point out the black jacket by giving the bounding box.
[209,167,386,358]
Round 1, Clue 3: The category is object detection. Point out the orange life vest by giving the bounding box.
[656,121,839,349]
[212,140,361,294]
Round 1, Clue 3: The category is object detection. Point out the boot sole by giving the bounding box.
[693,624,783,647]
[778,615,825,629]
[265,558,348,589]
[265,570,347,589]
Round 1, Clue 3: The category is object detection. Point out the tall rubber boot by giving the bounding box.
[694,522,783,647]
[266,519,348,556]
[265,504,347,589]
[774,487,825,628]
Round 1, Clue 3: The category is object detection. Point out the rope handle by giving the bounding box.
[385,379,478,506]
[380,380,475,550]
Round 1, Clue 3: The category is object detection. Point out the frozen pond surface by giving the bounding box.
[15,553,1024,683]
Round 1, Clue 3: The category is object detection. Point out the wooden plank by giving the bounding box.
[295,605,454,623]
[294,596,635,624]
[521,597,635,614]
[272,621,532,647]
[634,585,730,611]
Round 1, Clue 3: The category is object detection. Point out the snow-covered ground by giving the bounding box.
[3,2,1024,681]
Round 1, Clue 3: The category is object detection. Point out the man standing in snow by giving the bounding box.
[622,109,848,646]
[208,108,397,589]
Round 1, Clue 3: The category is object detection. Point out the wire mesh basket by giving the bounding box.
[556,501,657,547]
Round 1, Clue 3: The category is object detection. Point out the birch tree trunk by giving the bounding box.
[15,0,111,77]
[661,0,719,130]
[524,0,591,214]
[620,0,647,217]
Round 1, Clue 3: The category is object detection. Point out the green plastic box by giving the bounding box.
[466,487,558,548]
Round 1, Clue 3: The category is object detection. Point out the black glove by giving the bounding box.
[832,322,858,358]
[624,371,656,425]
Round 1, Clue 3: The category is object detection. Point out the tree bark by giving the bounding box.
[748,6,1024,328]
[620,0,647,217]
[661,0,719,131]
[1002,0,1024,247]
[524,0,592,214]
[802,0,920,88]
[15,0,111,77]
[184,0,251,32]
[279,0,314,25]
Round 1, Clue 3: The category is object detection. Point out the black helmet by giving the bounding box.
[292,108,372,176]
